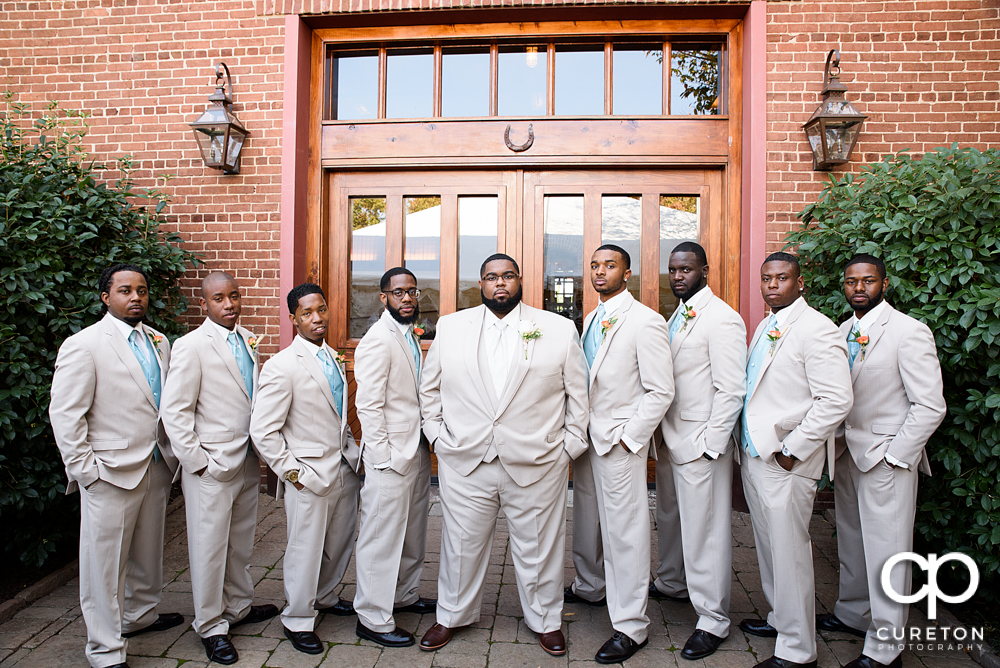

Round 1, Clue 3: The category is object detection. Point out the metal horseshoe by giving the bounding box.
[504,124,534,152]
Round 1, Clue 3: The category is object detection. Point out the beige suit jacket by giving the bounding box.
[250,335,360,496]
[420,303,590,487]
[161,319,259,482]
[661,289,747,465]
[50,313,176,493]
[583,293,675,455]
[837,304,946,474]
[739,298,853,480]
[354,310,424,476]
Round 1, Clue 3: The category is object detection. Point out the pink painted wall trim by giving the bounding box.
[740,0,767,341]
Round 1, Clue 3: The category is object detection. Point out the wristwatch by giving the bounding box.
[284,469,300,484]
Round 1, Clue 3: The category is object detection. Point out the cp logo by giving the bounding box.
[881,552,979,619]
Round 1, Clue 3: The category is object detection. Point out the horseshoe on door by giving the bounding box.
[504,124,534,152]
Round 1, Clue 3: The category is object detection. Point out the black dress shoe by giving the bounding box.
[564,585,607,607]
[283,626,324,655]
[393,598,437,615]
[317,600,355,616]
[202,634,239,665]
[121,612,185,638]
[595,631,648,664]
[648,582,690,603]
[816,613,867,638]
[106,664,130,668]
[845,654,902,668]
[231,603,280,628]
[681,629,725,660]
[753,656,817,668]
[356,620,415,647]
[740,618,779,638]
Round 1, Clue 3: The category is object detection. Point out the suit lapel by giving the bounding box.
[295,337,340,415]
[141,323,168,398]
[749,299,806,402]
[848,303,892,382]
[206,321,251,400]
[589,294,633,389]
[495,305,537,418]
[669,289,713,356]
[237,326,261,391]
[383,311,419,389]
[103,316,158,410]
[464,306,494,410]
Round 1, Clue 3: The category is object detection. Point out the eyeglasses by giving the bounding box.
[482,272,520,284]
[382,288,421,299]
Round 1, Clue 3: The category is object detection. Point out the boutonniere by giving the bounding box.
[147,331,165,358]
[765,325,787,356]
[849,327,869,361]
[679,304,697,332]
[516,320,542,359]
[334,350,347,366]
[412,326,425,338]
[600,315,618,338]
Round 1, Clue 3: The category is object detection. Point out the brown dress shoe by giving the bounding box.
[419,623,463,651]
[538,629,567,656]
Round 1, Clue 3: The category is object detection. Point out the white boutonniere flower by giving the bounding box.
[516,320,542,359]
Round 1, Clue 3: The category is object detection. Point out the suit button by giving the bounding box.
[494,420,499,426]
[846,425,852,430]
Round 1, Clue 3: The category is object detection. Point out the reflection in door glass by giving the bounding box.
[555,45,604,115]
[601,196,642,302]
[498,45,547,117]
[350,197,387,338]
[443,48,491,117]
[658,195,700,321]
[404,196,442,337]
[457,197,499,311]
[387,49,434,119]
[332,51,378,120]
[670,45,722,115]
[612,45,663,115]
[543,196,585,333]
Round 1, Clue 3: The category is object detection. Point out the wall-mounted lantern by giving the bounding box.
[189,62,249,175]
[803,49,867,171]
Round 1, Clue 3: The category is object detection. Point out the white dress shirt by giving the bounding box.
[483,303,522,399]
[208,318,237,339]
[109,314,151,364]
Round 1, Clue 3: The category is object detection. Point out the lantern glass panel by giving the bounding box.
[224,130,246,171]
[805,122,823,163]
[825,121,860,162]
[193,126,228,166]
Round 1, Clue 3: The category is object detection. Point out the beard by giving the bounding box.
[852,288,884,314]
[671,276,707,302]
[481,285,523,315]
[387,301,420,326]
[122,314,144,326]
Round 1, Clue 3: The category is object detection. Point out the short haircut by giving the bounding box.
[380,267,416,291]
[98,263,149,314]
[595,243,631,270]
[762,251,800,277]
[480,253,520,277]
[201,271,237,297]
[670,241,708,267]
[287,283,325,315]
[845,253,886,280]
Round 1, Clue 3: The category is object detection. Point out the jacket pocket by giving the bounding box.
[611,408,633,419]
[200,431,234,444]
[680,410,711,422]
[872,422,904,435]
[386,422,410,433]
[780,419,801,431]
[90,439,128,451]
[290,447,324,458]
[546,429,563,443]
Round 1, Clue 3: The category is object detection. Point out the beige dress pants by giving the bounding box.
[569,447,605,601]
[653,455,688,598]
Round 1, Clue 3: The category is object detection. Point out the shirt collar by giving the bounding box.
[296,334,334,360]
[851,299,888,334]
[391,315,412,339]
[598,289,630,319]
[484,302,522,329]
[109,314,144,342]
[678,285,712,312]
[208,318,238,340]
[769,296,804,328]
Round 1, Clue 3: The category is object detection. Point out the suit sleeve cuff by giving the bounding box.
[621,432,643,454]
[703,449,720,460]
[884,453,909,469]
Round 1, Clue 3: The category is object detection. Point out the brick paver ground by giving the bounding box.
[0,488,981,668]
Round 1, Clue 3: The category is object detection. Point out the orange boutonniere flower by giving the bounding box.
[413,326,425,337]
[679,304,697,333]
[849,327,870,361]
[765,326,786,356]
[335,350,347,366]
[149,333,164,346]
[600,315,618,338]
[247,336,259,351]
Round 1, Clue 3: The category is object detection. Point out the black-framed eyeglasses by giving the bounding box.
[482,272,520,284]
[382,288,421,299]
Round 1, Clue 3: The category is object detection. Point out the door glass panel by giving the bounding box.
[498,45,547,117]
[331,50,378,120]
[658,195,700,321]
[612,44,663,115]
[555,45,604,115]
[601,195,642,302]
[542,195,585,332]
[350,197,387,338]
[443,48,491,118]
[670,45,722,115]
[387,48,434,119]
[457,196,499,311]
[404,196,442,336]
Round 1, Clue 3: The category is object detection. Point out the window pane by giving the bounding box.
[332,50,378,120]
[670,45,722,115]
[350,197,386,338]
[613,45,663,115]
[543,195,584,333]
[443,48,490,117]
[498,45,547,117]
[658,195,700,321]
[555,45,604,115]
[387,48,434,119]
[458,196,499,311]
[404,196,442,337]
[601,196,642,302]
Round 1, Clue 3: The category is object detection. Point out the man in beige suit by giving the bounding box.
[50,263,183,668]
[250,283,361,655]
[659,242,747,660]
[579,245,674,664]
[353,268,435,648]
[418,254,590,657]
[161,272,279,665]
[738,252,853,668]
[816,254,946,668]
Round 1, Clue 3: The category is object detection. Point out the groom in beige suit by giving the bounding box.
[250,283,361,655]
[419,253,590,657]
[738,252,853,668]
[50,263,183,668]
[161,272,279,665]
[353,268,435,648]
[658,242,747,660]
[816,255,946,668]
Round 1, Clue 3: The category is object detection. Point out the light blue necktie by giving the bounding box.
[128,329,162,463]
[668,306,685,343]
[407,328,422,378]
[741,314,777,458]
[847,327,861,369]
[583,303,606,368]
[317,349,344,418]
[228,331,254,397]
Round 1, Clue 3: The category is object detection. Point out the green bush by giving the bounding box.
[0,95,201,567]
[786,144,1000,600]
